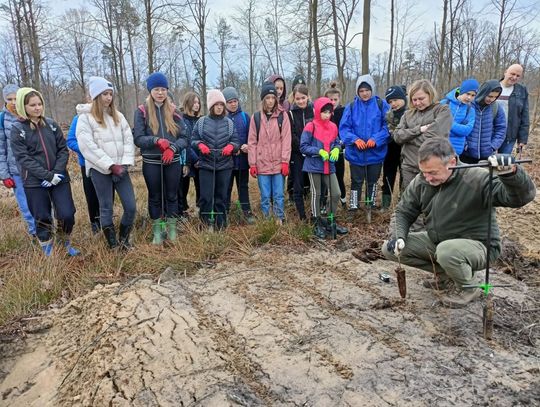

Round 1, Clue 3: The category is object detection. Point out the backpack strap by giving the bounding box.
[138,104,147,119]
[254,111,261,142]
[241,111,249,128]
[491,101,499,123]
[376,98,383,113]
[196,116,206,140]
[0,111,4,130]
[277,111,283,133]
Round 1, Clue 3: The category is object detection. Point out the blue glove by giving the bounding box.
[51,174,64,185]
[41,180,53,188]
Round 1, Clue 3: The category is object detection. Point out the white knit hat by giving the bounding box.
[88,76,114,100]
[207,89,226,111]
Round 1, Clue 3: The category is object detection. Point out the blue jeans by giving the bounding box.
[257,174,284,220]
[498,139,517,154]
[90,169,136,227]
[13,174,36,235]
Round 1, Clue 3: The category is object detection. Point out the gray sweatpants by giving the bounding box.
[381,232,499,288]
[308,172,341,218]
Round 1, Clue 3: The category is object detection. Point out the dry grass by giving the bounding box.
[1,161,367,328]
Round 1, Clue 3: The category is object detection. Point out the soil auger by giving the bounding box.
[450,156,532,339]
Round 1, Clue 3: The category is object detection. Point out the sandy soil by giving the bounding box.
[1,221,539,406]
[1,137,539,406]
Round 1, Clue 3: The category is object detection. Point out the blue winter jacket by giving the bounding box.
[0,108,21,179]
[339,96,390,166]
[440,88,475,155]
[227,107,250,170]
[66,115,85,166]
[462,80,507,160]
[300,97,341,174]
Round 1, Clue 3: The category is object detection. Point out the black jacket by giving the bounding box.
[10,118,70,188]
[191,115,240,171]
[288,104,314,154]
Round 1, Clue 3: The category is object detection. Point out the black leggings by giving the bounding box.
[142,161,181,219]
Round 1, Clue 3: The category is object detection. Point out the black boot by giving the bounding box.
[314,217,327,239]
[103,225,118,249]
[335,224,349,235]
[119,223,133,250]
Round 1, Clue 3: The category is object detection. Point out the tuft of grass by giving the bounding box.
[254,218,280,244]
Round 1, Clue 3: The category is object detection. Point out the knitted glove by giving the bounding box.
[222,144,234,156]
[51,174,64,185]
[281,162,289,176]
[249,166,258,178]
[156,138,170,152]
[198,143,210,155]
[162,148,174,164]
[110,164,125,177]
[2,178,15,188]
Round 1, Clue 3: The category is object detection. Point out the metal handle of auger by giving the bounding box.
[449,158,533,339]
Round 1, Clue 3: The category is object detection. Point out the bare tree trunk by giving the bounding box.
[188,0,209,112]
[312,0,322,96]
[361,0,371,74]
[307,1,313,86]
[437,0,449,88]
[330,0,343,92]
[144,0,154,73]
[386,0,395,88]
[127,27,140,104]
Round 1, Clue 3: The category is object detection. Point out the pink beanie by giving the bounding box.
[207,89,226,111]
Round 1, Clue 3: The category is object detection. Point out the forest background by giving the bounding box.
[0,0,539,126]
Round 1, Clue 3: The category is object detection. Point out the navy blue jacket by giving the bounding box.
[504,83,529,144]
[227,108,250,170]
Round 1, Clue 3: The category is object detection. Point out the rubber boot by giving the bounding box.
[167,218,177,241]
[119,223,133,250]
[152,219,163,245]
[314,217,327,239]
[103,225,118,249]
[63,240,81,256]
[39,239,53,257]
[382,194,392,210]
[349,190,358,210]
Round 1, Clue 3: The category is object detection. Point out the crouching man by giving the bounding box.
[382,137,535,308]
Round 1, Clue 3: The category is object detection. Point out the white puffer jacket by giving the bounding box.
[76,104,135,176]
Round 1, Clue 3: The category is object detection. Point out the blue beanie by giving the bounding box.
[460,78,479,95]
[146,72,169,92]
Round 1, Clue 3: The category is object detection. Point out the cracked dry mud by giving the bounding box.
[1,238,539,406]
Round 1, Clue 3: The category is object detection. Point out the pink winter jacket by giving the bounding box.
[248,107,291,175]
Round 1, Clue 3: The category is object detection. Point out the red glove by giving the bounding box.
[355,139,367,150]
[249,166,258,178]
[366,139,376,148]
[281,162,289,176]
[156,138,170,152]
[2,178,15,188]
[222,144,234,156]
[110,164,125,177]
[162,148,174,164]
[198,143,210,155]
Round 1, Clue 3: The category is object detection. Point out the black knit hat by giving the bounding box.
[385,85,407,103]
[260,81,277,100]
[292,74,306,89]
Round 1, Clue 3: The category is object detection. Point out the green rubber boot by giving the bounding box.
[167,218,177,241]
[382,194,392,210]
[152,219,163,245]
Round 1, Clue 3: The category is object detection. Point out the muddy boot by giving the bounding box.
[103,225,118,249]
[441,288,483,308]
[152,219,163,245]
[423,275,452,290]
[39,239,53,257]
[119,223,133,250]
[335,223,349,235]
[348,190,358,210]
[167,218,177,241]
[314,217,327,239]
[91,221,101,235]
[382,194,391,210]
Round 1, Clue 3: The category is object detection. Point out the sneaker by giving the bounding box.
[335,224,348,235]
[340,197,347,208]
[422,278,452,290]
[441,288,483,308]
[243,211,256,225]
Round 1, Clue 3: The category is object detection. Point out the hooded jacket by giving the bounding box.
[289,102,314,154]
[339,74,390,166]
[76,103,135,176]
[440,88,476,154]
[0,107,21,179]
[395,163,536,255]
[462,80,506,160]
[247,105,292,175]
[393,103,452,169]
[266,74,290,111]
[227,106,251,170]
[133,103,188,165]
[10,88,70,187]
[300,97,341,175]
[191,114,240,171]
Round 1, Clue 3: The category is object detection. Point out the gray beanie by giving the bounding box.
[3,84,19,102]
[222,86,239,102]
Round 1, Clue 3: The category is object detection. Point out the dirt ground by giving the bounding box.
[1,150,539,406]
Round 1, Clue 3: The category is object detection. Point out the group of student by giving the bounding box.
[0,64,529,256]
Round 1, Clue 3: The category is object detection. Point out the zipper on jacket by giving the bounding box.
[37,126,51,170]
[477,109,483,159]
[157,105,166,141]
